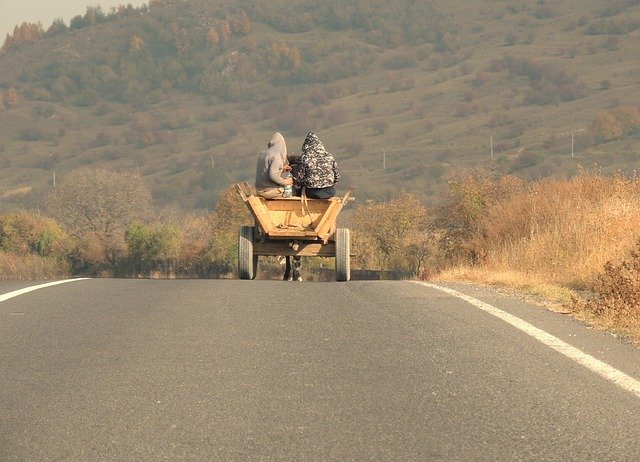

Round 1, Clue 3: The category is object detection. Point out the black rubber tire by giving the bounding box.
[335,228,351,282]
[238,226,258,280]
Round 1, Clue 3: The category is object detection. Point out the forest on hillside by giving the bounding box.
[1,0,640,338]
[1,0,640,211]
[2,1,448,104]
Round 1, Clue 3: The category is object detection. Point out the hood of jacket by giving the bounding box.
[301,132,327,159]
[299,132,339,189]
[268,132,287,164]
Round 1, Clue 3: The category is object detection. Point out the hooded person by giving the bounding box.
[298,132,340,199]
[255,132,293,199]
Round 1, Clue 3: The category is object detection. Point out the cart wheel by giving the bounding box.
[335,228,350,282]
[238,226,258,280]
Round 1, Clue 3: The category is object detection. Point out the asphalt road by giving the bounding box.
[1,278,640,461]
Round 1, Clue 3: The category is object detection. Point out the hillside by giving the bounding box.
[1,0,640,212]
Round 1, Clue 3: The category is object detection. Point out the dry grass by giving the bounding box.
[436,264,640,343]
[0,253,70,281]
[434,266,577,310]
[571,242,640,343]
[434,172,640,342]
[475,173,640,289]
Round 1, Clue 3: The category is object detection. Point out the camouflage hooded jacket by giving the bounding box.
[298,132,340,189]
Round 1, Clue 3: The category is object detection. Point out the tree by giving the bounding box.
[352,192,430,274]
[435,171,495,264]
[0,212,70,257]
[47,18,68,36]
[201,186,253,277]
[45,168,152,265]
[209,186,252,234]
[230,11,251,35]
[611,106,640,135]
[84,6,106,25]
[2,22,43,52]
[125,222,180,276]
[592,111,623,142]
[70,15,89,30]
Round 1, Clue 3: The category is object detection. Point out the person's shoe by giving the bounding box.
[295,276,302,282]
[288,276,294,281]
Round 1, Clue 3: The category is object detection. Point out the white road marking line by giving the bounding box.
[0,278,90,303]
[415,281,640,399]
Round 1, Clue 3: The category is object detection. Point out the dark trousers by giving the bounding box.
[305,186,335,199]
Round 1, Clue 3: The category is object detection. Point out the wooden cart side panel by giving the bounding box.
[261,198,331,230]
[313,189,353,241]
[313,200,341,241]
[246,195,276,235]
[262,200,328,213]
[262,229,320,239]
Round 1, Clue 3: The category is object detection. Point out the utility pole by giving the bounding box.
[490,135,494,160]
[382,149,386,172]
[571,131,574,158]
[50,152,56,187]
[211,156,215,172]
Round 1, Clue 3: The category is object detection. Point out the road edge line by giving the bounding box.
[0,278,90,303]
[413,281,640,399]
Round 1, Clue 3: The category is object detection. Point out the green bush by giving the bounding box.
[124,222,180,276]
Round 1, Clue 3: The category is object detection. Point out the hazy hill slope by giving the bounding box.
[0,0,639,211]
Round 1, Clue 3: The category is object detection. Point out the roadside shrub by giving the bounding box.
[0,253,70,281]
[462,173,640,288]
[574,241,640,331]
[0,213,71,280]
[434,171,506,264]
[352,192,431,275]
[0,212,70,258]
[124,222,180,277]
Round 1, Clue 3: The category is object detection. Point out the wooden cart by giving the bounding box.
[235,182,353,281]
